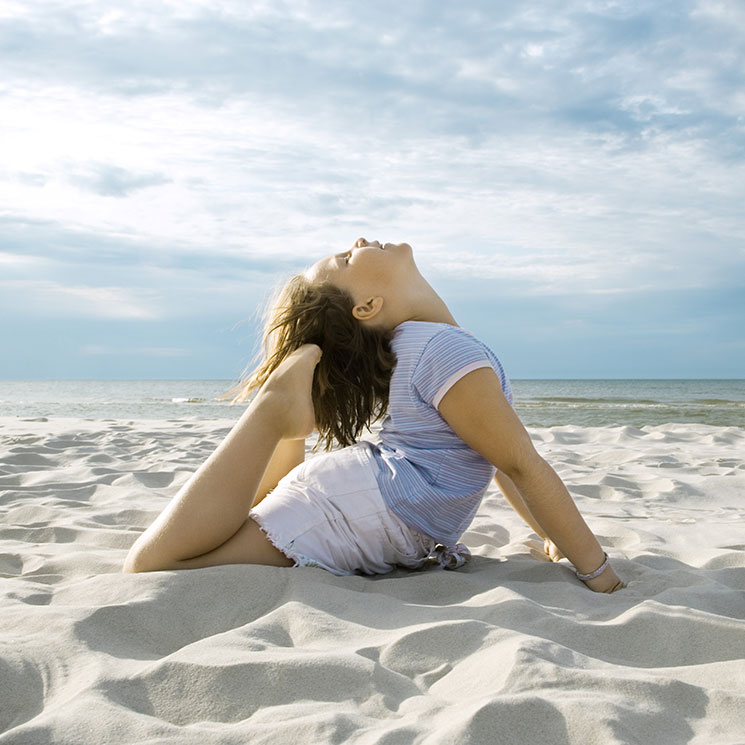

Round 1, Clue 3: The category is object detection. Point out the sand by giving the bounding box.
[1,416,744,744]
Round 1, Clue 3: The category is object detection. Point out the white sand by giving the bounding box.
[1,416,744,744]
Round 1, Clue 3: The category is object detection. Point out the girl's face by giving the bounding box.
[305,237,415,303]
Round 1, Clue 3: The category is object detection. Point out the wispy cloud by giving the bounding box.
[68,164,170,198]
[0,251,47,268]
[0,280,159,319]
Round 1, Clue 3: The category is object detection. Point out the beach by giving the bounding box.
[1,415,744,744]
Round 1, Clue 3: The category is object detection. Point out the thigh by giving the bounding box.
[171,518,294,571]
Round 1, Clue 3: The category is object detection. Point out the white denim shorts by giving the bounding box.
[249,441,436,576]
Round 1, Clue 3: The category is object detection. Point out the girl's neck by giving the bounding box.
[393,275,459,328]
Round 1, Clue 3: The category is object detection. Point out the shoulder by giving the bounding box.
[437,365,534,472]
[394,321,485,358]
[397,322,498,407]
[408,322,493,370]
[392,320,453,348]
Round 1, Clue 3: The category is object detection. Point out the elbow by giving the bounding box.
[497,446,546,483]
[498,462,526,482]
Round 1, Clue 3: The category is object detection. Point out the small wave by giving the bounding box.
[693,398,745,406]
[531,396,662,405]
[518,401,670,409]
[170,397,208,404]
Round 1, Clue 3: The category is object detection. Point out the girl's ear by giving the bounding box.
[352,296,384,322]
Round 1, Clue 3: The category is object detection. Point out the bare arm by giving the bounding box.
[251,437,305,508]
[494,470,565,560]
[493,469,547,539]
[438,367,624,593]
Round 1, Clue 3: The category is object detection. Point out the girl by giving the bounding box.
[123,238,625,593]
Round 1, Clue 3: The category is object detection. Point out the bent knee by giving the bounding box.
[122,553,142,573]
[122,550,150,573]
[122,542,170,573]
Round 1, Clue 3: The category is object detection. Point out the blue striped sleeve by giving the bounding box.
[412,327,493,410]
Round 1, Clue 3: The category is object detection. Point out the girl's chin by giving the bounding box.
[385,242,413,253]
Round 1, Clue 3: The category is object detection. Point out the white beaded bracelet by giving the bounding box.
[576,552,610,581]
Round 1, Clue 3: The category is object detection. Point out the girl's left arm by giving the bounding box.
[494,470,565,562]
[438,367,625,593]
[493,469,547,540]
[251,437,305,508]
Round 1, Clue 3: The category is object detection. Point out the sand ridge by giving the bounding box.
[1,417,744,744]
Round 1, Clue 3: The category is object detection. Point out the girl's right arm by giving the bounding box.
[438,367,625,593]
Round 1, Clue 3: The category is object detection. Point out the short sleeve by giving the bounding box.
[412,327,493,410]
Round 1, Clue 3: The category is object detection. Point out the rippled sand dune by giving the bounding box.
[1,417,744,744]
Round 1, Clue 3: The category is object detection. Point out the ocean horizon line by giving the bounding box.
[2,376,744,383]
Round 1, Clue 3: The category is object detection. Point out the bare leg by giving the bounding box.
[123,345,321,573]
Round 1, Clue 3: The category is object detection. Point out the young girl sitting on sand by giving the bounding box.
[123,238,625,593]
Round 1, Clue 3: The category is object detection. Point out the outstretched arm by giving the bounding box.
[438,367,624,593]
[494,471,566,561]
[493,469,547,539]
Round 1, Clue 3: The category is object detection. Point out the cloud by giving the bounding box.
[0,251,47,268]
[3,1,742,150]
[0,280,160,319]
[56,284,159,318]
[0,216,296,328]
[68,164,170,197]
[0,0,743,376]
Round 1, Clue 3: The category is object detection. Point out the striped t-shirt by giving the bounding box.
[369,320,513,548]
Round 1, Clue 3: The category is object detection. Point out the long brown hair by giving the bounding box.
[223,273,396,451]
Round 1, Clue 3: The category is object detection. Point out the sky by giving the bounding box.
[1,0,744,380]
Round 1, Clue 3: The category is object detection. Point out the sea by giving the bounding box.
[0,379,743,428]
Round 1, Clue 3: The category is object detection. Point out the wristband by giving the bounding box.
[576,552,610,581]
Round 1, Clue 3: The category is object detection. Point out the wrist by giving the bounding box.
[575,552,610,581]
[583,564,626,593]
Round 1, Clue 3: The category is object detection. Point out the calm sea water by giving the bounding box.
[1,379,743,428]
